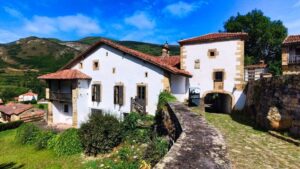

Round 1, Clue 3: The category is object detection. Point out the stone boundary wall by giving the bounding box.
[244,75,300,137]
[154,102,231,169]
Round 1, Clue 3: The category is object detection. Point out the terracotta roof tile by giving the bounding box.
[20,91,37,97]
[61,39,192,77]
[283,35,300,45]
[38,69,91,80]
[179,32,248,45]
[158,56,180,67]
[0,103,33,115]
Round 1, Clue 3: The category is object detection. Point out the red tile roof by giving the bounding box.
[0,103,33,115]
[179,32,248,45]
[20,91,37,97]
[61,39,192,77]
[245,63,267,69]
[158,56,180,67]
[38,69,91,80]
[283,35,300,45]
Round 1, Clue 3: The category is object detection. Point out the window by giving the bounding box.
[79,62,83,69]
[194,59,200,69]
[214,71,224,82]
[92,84,101,102]
[296,47,300,55]
[137,85,147,104]
[114,85,124,105]
[112,67,116,74]
[93,60,99,70]
[91,108,102,115]
[106,52,108,56]
[208,49,218,58]
[63,104,69,113]
[145,72,148,77]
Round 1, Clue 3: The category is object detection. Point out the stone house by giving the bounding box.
[0,102,44,123]
[282,35,300,75]
[38,32,248,127]
[18,90,38,102]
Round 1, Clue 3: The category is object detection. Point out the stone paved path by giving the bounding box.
[155,102,231,169]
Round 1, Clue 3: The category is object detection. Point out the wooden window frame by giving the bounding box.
[212,69,225,82]
[114,83,124,106]
[63,104,69,113]
[207,49,219,58]
[91,83,101,102]
[137,84,148,105]
[194,59,200,69]
[79,62,83,69]
[93,60,99,70]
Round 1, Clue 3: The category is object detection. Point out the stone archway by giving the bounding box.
[202,90,234,113]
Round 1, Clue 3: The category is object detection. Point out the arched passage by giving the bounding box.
[203,91,233,113]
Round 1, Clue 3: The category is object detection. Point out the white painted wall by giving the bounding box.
[52,101,73,124]
[70,44,166,123]
[76,79,90,126]
[182,40,245,109]
[170,74,188,102]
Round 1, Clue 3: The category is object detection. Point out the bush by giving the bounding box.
[15,123,41,144]
[0,120,23,132]
[122,112,141,133]
[47,134,59,150]
[53,128,82,156]
[143,137,169,166]
[157,91,176,111]
[35,130,55,150]
[79,112,122,156]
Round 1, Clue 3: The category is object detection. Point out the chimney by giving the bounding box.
[162,41,170,57]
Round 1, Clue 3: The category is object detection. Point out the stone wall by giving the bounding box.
[154,102,231,169]
[244,75,300,137]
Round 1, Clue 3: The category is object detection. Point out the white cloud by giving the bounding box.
[0,29,22,43]
[24,14,102,36]
[163,1,205,18]
[124,11,155,29]
[293,0,300,7]
[3,6,24,19]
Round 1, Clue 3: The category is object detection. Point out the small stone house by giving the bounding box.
[244,60,268,81]
[282,35,300,75]
[0,102,44,123]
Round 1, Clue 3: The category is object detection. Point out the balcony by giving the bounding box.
[288,55,300,64]
[49,91,72,102]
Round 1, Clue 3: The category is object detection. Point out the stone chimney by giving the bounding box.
[162,41,170,57]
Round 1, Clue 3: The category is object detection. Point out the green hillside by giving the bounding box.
[0,36,180,101]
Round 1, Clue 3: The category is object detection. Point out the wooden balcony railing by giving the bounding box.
[289,55,300,64]
[49,91,72,102]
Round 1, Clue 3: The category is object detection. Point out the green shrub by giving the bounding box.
[118,147,133,161]
[35,130,55,150]
[79,112,122,156]
[98,159,139,169]
[53,128,82,156]
[15,123,41,144]
[0,120,23,132]
[122,112,141,133]
[125,129,151,144]
[47,134,59,150]
[143,137,169,166]
[157,91,176,111]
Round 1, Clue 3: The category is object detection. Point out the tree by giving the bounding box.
[224,9,287,75]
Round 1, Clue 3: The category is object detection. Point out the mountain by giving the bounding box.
[0,36,180,101]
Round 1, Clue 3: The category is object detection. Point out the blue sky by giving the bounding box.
[0,0,299,44]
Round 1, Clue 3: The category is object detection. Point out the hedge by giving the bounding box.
[0,120,24,132]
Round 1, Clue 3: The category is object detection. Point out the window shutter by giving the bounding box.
[119,86,124,105]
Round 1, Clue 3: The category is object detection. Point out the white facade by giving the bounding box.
[178,39,246,110]
[18,92,38,102]
[244,67,268,81]
[50,44,169,127]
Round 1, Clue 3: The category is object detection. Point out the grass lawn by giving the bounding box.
[202,111,300,169]
[0,129,83,169]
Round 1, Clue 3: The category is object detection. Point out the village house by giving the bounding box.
[18,90,38,102]
[244,60,269,81]
[178,33,248,113]
[38,32,247,127]
[0,102,44,123]
[282,35,300,75]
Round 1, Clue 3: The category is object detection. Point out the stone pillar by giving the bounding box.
[47,101,53,124]
[72,83,78,128]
